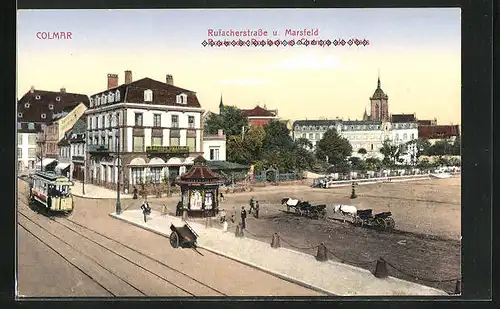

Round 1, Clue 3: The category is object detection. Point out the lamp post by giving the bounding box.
[112,113,122,215]
[82,141,86,195]
[37,130,46,172]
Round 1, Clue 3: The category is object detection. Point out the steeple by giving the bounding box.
[219,94,224,114]
[377,69,381,89]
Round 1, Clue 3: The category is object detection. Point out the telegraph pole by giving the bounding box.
[114,114,122,215]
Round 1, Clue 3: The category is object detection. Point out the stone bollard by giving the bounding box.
[374,258,389,278]
[454,279,461,295]
[271,233,281,248]
[182,209,188,221]
[350,183,357,199]
[161,205,167,215]
[315,243,328,262]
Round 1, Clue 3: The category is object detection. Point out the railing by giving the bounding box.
[72,155,85,161]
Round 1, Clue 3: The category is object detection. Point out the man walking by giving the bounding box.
[249,196,255,214]
[241,206,247,229]
[254,201,260,219]
[141,200,151,223]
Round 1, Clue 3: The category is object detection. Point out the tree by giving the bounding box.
[295,137,314,151]
[243,126,266,161]
[358,148,367,155]
[379,139,399,165]
[428,140,453,156]
[451,136,461,155]
[315,129,352,166]
[226,135,249,164]
[416,138,432,156]
[204,105,249,137]
[365,157,382,170]
[262,120,295,152]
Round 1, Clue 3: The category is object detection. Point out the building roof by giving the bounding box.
[206,161,249,171]
[58,117,87,146]
[240,105,277,117]
[88,77,201,109]
[293,119,341,128]
[418,125,460,139]
[17,88,89,123]
[176,156,224,185]
[391,113,417,123]
[417,119,437,126]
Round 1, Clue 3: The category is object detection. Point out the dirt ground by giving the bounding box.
[198,177,462,294]
[40,176,460,294]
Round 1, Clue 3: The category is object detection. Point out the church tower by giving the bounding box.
[219,94,224,114]
[369,73,389,121]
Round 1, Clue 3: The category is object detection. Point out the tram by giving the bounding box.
[29,171,74,213]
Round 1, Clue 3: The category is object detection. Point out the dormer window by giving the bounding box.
[41,113,46,119]
[49,104,54,110]
[115,90,120,101]
[102,94,107,104]
[176,93,187,104]
[24,103,30,108]
[96,97,100,106]
[35,95,41,100]
[109,92,114,103]
[90,98,94,107]
[18,112,22,117]
[144,89,153,102]
[56,96,61,102]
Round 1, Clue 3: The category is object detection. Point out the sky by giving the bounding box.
[17,8,461,125]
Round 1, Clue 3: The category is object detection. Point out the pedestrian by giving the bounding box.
[176,201,183,216]
[133,186,138,199]
[241,206,247,229]
[254,201,260,219]
[219,208,227,223]
[249,196,255,214]
[222,217,228,232]
[140,200,151,223]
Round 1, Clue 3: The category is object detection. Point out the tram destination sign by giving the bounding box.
[146,146,190,155]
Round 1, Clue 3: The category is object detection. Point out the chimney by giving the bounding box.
[166,74,174,85]
[107,73,119,89]
[125,70,133,84]
[60,87,66,93]
[30,86,35,93]
[218,129,223,137]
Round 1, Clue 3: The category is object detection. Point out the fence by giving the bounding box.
[229,223,461,295]
[319,166,460,182]
[254,172,303,183]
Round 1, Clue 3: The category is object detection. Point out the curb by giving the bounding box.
[109,212,335,296]
[72,193,134,200]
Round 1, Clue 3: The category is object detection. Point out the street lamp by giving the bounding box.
[111,113,122,215]
[36,130,46,172]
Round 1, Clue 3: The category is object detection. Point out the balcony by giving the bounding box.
[145,145,189,158]
[88,145,110,155]
[72,155,85,162]
[171,122,179,128]
[188,123,195,129]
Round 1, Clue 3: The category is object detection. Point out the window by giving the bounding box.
[25,103,30,108]
[315,133,320,140]
[116,90,120,101]
[309,133,313,139]
[90,98,94,107]
[41,113,46,119]
[18,148,22,158]
[55,97,60,102]
[169,136,180,146]
[176,94,187,104]
[144,89,153,102]
[188,116,195,128]
[209,148,220,160]
[153,114,161,127]
[100,116,105,128]
[150,167,162,184]
[135,113,143,126]
[151,136,162,146]
[411,133,415,140]
[96,97,100,106]
[371,144,374,150]
[109,93,114,102]
[131,167,144,185]
[115,136,119,152]
[28,135,37,145]
[102,95,107,104]
[171,115,179,128]
[49,104,54,110]
[133,136,144,152]
[395,133,399,141]
[17,123,22,130]
[28,148,36,157]
[18,135,22,145]
[186,137,196,152]
[93,136,98,145]
[403,133,407,140]
[302,133,306,138]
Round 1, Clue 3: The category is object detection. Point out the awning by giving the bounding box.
[36,158,57,168]
[55,162,71,171]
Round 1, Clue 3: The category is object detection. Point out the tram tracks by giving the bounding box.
[17,196,227,297]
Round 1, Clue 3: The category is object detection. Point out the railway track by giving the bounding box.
[17,195,227,297]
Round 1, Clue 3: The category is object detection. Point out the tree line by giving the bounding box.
[204,106,461,173]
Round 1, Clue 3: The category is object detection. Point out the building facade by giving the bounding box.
[339,120,387,158]
[85,70,204,193]
[203,129,226,161]
[363,76,390,122]
[17,87,89,172]
[292,119,342,149]
[418,124,460,144]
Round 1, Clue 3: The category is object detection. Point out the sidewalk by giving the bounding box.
[71,181,134,199]
[110,210,449,296]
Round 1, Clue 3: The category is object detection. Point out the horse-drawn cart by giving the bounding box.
[281,198,327,219]
[169,223,199,248]
[354,209,395,231]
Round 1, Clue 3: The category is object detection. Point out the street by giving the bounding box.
[16,180,323,297]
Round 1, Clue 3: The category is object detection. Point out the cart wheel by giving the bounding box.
[375,217,387,231]
[319,210,327,219]
[295,208,301,216]
[170,231,179,248]
[385,217,395,230]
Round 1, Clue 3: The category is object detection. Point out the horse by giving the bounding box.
[333,204,357,223]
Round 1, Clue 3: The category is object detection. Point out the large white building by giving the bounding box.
[85,70,204,192]
[203,129,226,161]
[17,123,40,172]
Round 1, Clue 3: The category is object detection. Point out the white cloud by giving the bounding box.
[218,78,270,86]
[265,54,348,71]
